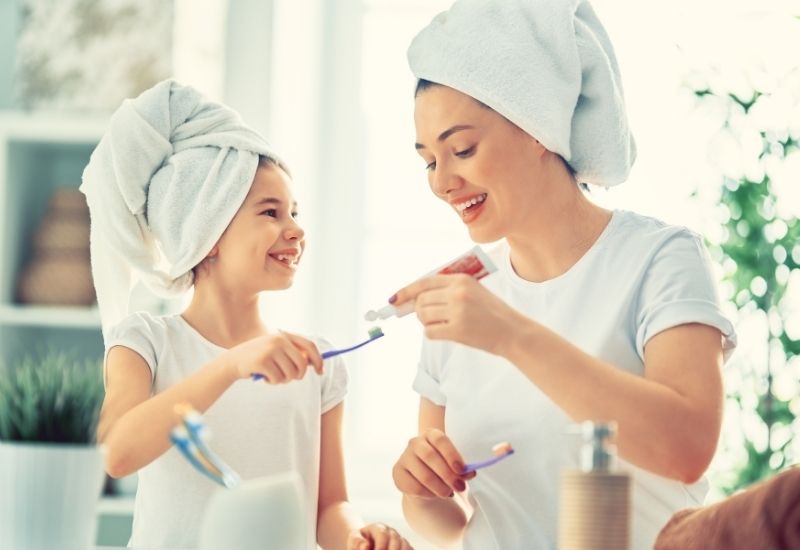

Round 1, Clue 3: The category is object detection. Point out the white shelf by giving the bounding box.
[0,304,100,328]
[0,110,108,144]
[97,495,135,517]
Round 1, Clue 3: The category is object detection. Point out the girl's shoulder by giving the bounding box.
[105,310,177,348]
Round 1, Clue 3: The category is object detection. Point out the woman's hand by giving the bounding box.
[347,523,413,550]
[391,273,523,355]
[392,428,476,499]
[223,331,323,383]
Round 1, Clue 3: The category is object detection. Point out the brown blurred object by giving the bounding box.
[654,467,800,550]
[16,188,95,306]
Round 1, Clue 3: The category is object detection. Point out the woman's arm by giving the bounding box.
[395,274,724,483]
[317,403,412,550]
[505,318,723,483]
[395,398,473,548]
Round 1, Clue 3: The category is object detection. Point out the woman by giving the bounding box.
[389,1,736,548]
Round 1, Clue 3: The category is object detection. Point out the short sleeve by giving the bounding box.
[317,338,349,414]
[635,230,737,361]
[412,337,448,406]
[104,312,159,386]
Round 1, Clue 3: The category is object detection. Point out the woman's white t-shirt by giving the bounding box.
[413,210,737,550]
[105,312,348,550]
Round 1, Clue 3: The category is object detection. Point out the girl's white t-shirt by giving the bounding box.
[413,209,737,550]
[105,312,348,550]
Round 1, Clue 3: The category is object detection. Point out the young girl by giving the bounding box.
[389,1,736,549]
[82,80,411,550]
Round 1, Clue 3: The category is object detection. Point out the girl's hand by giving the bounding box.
[223,331,323,383]
[347,523,413,550]
[391,273,522,356]
[392,428,476,499]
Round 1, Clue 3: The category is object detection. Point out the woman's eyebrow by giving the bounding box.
[415,124,475,150]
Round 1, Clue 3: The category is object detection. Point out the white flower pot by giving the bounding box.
[0,442,105,550]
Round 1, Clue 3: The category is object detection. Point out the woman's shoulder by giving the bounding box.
[607,209,703,254]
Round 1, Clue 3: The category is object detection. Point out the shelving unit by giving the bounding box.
[0,111,108,366]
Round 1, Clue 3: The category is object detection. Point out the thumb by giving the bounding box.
[347,530,372,550]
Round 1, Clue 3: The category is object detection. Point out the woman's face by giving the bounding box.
[414,85,544,243]
[213,164,305,292]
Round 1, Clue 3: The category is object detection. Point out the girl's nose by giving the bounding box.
[284,219,305,241]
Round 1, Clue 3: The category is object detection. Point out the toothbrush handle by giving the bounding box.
[462,450,515,473]
[251,333,384,380]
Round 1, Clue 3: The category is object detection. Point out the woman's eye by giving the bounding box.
[425,160,436,171]
[455,146,475,158]
[262,209,278,218]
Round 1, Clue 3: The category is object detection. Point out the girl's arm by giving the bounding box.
[317,403,412,550]
[98,345,238,478]
[99,331,323,478]
[395,398,472,548]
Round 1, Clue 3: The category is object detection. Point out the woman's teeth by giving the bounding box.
[455,194,487,214]
[271,254,298,267]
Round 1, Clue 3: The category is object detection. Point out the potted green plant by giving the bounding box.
[0,352,105,550]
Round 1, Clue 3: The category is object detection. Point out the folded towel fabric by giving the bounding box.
[80,79,283,339]
[407,0,636,187]
[654,467,800,550]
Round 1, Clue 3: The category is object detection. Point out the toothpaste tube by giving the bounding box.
[364,245,498,321]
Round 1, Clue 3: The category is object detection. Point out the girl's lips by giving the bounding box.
[268,252,300,270]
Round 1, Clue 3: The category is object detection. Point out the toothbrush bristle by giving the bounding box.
[492,442,513,456]
[367,326,384,339]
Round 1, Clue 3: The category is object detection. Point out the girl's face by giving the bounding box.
[213,164,305,292]
[414,85,546,243]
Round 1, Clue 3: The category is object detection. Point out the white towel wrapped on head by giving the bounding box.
[407,0,636,187]
[80,79,284,339]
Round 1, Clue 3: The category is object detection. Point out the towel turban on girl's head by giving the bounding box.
[80,79,285,339]
[408,0,636,187]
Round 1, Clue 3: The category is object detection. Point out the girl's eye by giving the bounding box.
[455,146,475,158]
[425,160,436,171]
[262,209,278,218]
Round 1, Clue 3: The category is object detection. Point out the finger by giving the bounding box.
[261,359,287,384]
[405,452,456,497]
[347,531,369,550]
[401,539,413,550]
[425,430,468,478]
[387,531,402,550]
[416,304,450,326]
[390,274,453,306]
[283,331,323,374]
[271,350,300,382]
[280,339,310,380]
[364,525,389,549]
[414,287,450,308]
[393,459,440,498]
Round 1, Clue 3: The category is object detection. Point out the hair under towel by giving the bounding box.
[80,79,285,340]
[407,0,636,187]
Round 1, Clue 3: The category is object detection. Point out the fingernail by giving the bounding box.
[388,294,397,304]
[456,480,466,492]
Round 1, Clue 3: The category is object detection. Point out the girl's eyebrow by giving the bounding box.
[415,124,475,150]
[253,197,298,209]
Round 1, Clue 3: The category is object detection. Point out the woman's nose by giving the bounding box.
[430,163,464,198]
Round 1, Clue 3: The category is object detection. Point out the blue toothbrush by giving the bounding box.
[251,327,384,382]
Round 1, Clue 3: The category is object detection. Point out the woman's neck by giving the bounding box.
[181,281,268,348]
[506,181,612,283]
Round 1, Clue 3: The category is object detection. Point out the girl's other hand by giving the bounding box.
[224,331,323,383]
[392,428,476,499]
[347,523,413,550]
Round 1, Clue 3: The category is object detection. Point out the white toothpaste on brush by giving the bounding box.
[365,246,498,321]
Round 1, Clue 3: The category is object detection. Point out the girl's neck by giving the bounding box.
[181,281,268,348]
[506,181,612,283]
